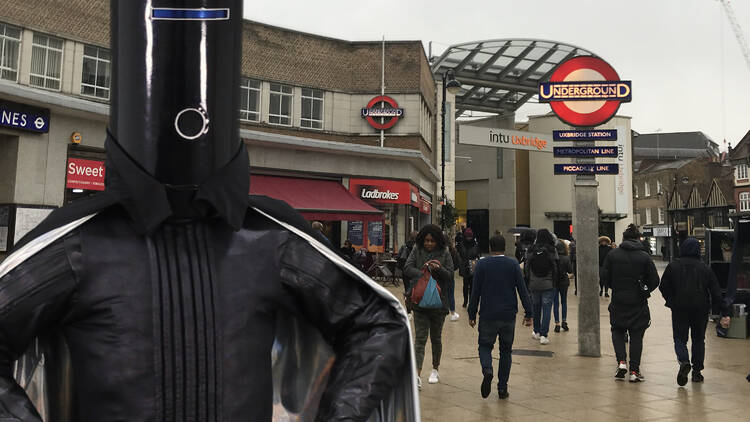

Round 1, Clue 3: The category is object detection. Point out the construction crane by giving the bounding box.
[718,0,750,71]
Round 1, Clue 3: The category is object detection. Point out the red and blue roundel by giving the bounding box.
[361,95,404,130]
[539,56,631,128]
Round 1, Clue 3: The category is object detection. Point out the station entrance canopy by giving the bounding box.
[431,39,597,116]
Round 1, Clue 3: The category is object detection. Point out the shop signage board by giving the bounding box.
[539,56,631,128]
[66,158,106,191]
[553,146,618,157]
[554,164,619,175]
[361,95,404,130]
[459,126,553,153]
[0,99,50,133]
[553,129,617,141]
[653,227,672,237]
[349,178,418,206]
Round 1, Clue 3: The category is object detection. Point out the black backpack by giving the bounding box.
[529,247,553,277]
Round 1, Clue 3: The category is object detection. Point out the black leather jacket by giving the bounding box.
[0,205,409,422]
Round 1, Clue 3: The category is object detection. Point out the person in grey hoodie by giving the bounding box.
[523,229,559,345]
[404,224,454,388]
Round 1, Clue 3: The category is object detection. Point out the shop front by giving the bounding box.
[349,178,427,252]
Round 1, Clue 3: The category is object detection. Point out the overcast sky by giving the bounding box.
[245,0,750,148]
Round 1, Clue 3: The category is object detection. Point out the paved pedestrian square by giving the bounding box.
[392,262,750,421]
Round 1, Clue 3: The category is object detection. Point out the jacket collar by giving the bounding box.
[104,133,249,234]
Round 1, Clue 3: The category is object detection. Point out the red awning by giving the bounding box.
[250,175,383,222]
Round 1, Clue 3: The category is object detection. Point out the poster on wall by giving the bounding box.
[367,221,384,253]
[14,207,54,244]
[347,221,364,249]
[0,205,9,252]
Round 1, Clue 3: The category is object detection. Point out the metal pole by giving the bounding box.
[380,36,385,147]
[441,72,447,231]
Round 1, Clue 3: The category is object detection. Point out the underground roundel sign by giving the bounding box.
[539,56,631,127]
[361,95,404,130]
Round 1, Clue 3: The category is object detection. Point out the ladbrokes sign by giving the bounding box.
[349,178,419,206]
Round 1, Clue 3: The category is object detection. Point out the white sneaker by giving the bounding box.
[428,369,439,384]
[540,336,550,345]
[417,376,422,390]
[531,331,540,340]
[450,312,460,321]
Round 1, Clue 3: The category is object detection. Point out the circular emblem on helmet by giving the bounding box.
[174,107,210,140]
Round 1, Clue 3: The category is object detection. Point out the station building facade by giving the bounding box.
[0,0,452,257]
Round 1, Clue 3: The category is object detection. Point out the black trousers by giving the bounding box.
[671,309,708,371]
[462,275,473,305]
[612,326,646,372]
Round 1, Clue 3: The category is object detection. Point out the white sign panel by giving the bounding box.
[14,207,54,243]
[459,126,553,153]
[653,227,672,237]
[614,126,630,215]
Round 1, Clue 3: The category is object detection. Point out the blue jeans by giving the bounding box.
[532,289,555,337]
[553,286,568,323]
[478,319,515,390]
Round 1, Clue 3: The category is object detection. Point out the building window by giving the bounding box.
[656,180,663,194]
[737,164,748,181]
[644,181,650,197]
[0,23,22,82]
[239,78,260,122]
[300,88,323,129]
[645,208,652,225]
[268,83,292,126]
[81,45,110,99]
[635,212,641,226]
[740,192,750,212]
[658,207,665,224]
[635,184,639,198]
[30,33,63,90]
[496,148,503,179]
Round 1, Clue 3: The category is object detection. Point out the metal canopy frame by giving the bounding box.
[431,39,598,117]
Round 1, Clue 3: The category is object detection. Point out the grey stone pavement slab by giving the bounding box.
[391,260,750,421]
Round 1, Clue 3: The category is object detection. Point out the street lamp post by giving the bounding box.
[441,69,461,231]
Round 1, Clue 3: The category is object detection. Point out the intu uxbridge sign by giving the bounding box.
[0,99,50,133]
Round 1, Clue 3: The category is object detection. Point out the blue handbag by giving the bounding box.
[418,276,443,308]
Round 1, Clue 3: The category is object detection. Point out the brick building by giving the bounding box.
[0,0,451,256]
[729,130,750,213]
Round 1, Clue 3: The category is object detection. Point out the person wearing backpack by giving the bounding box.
[601,224,660,383]
[523,229,558,345]
[659,237,732,386]
[553,240,573,333]
[404,224,454,389]
[458,228,482,308]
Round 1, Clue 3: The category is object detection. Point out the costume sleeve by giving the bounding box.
[659,264,674,308]
[0,238,78,422]
[278,236,408,422]
[467,262,482,320]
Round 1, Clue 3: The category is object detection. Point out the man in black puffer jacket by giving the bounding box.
[659,238,731,386]
[601,224,660,383]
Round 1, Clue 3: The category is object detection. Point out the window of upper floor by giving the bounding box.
[644,181,651,197]
[741,192,750,212]
[268,83,293,126]
[0,22,22,82]
[300,88,323,129]
[29,32,63,91]
[81,45,111,100]
[736,164,748,182]
[239,78,261,122]
[657,179,663,194]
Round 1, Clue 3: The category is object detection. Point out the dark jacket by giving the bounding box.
[523,244,559,291]
[660,238,729,315]
[601,240,660,330]
[467,255,533,321]
[557,255,573,289]
[569,241,576,262]
[458,240,481,278]
[404,246,454,313]
[598,244,612,268]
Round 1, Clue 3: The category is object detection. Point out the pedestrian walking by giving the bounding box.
[599,236,613,297]
[659,238,732,386]
[340,239,355,262]
[404,224,454,389]
[553,240,573,333]
[445,233,461,321]
[601,224,660,383]
[458,228,481,308]
[515,230,535,265]
[397,231,419,292]
[468,235,533,399]
[311,221,333,247]
[524,228,558,345]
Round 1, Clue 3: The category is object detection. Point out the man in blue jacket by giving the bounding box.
[468,235,533,399]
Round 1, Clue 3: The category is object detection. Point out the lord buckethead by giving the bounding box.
[0,1,417,421]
